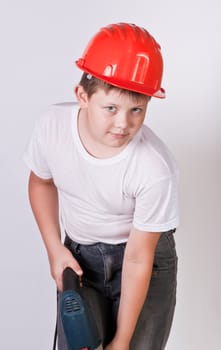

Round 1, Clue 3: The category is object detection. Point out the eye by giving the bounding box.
[104,106,117,113]
[132,107,143,113]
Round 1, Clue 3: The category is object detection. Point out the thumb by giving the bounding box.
[69,259,83,277]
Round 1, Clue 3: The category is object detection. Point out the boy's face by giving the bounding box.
[75,86,149,155]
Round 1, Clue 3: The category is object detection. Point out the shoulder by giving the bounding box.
[37,102,78,126]
[124,125,178,194]
[33,102,79,140]
[135,125,178,179]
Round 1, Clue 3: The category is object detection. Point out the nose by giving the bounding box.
[114,112,128,129]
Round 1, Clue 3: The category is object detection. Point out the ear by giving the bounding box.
[74,85,88,108]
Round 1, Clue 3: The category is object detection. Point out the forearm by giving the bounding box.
[107,229,160,350]
[28,172,61,258]
[115,254,154,345]
[28,172,83,289]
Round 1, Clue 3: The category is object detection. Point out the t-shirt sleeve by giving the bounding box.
[133,175,179,232]
[23,117,52,179]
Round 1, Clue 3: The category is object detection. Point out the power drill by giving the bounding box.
[61,267,103,350]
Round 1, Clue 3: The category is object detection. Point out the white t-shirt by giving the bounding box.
[24,102,179,244]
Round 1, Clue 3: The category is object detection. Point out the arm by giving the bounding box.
[28,171,83,290]
[105,227,160,350]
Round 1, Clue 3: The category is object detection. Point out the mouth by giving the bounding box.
[109,132,129,139]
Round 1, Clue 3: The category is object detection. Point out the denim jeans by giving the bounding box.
[57,230,178,350]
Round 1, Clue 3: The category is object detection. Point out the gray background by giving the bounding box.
[0,0,220,349]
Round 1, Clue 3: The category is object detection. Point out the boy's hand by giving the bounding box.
[104,343,129,350]
[104,338,129,350]
[49,244,83,291]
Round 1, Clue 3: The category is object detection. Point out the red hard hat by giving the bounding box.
[76,23,165,98]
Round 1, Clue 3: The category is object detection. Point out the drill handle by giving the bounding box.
[62,267,81,293]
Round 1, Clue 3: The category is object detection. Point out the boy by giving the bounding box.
[24,23,179,350]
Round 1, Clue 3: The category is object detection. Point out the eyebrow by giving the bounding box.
[102,102,146,107]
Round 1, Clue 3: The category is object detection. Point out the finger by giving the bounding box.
[56,275,63,292]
